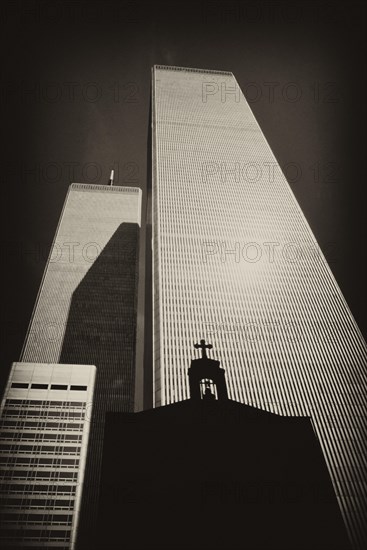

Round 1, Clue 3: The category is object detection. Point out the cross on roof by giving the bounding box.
[194,339,213,359]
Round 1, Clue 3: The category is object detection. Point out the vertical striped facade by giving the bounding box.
[151,65,367,549]
[21,183,142,368]
[18,183,142,547]
[0,362,96,550]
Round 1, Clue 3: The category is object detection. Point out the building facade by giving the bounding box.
[151,65,367,549]
[21,183,142,375]
[12,182,142,547]
[0,361,96,549]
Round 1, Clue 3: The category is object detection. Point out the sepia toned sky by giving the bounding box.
[1,0,366,390]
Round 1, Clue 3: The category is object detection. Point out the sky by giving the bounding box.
[1,0,366,391]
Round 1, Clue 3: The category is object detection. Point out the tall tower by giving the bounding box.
[6,183,142,548]
[151,65,367,549]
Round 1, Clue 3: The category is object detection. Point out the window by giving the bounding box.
[50,385,68,390]
[31,384,48,390]
[70,385,87,391]
[11,383,29,389]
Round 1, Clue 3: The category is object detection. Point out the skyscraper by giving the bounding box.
[9,182,142,548]
[21,183,142,378]
[151,65,367,549]
[0,361,96,549]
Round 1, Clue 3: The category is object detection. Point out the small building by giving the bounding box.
[0,361,96,550]
[96,342,351,550]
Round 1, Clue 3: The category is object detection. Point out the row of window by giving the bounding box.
[0,444,81,455]
[0,497,75,509]
[0,527,71,540]
[0,420,83,432]
[0,420,83,431]
[1,470,78,481]
[5,399,86,407]
[0,484,77,495]
[1,512,73,523]
[0,457,79,467]
[11,383,88,391]
[0,433,82,442]
[2,409,85,419]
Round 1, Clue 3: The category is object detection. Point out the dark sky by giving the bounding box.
[1,1,366,391]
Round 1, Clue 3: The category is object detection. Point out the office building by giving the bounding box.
[17,182,142,547]
[151,65,367,549]
[0,361,96,549]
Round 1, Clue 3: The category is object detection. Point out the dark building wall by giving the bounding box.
[98,400,352,550]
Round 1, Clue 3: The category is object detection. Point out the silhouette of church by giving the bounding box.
[96,341,351,550]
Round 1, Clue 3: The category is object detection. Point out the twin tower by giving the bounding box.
[1,65,367,550]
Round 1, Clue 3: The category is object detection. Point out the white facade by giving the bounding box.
[0,362,96,549]
[12,182,142,544]
[21,183,142,365]
[152,65,367,549]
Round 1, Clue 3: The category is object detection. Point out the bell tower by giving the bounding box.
[188,339,228,401]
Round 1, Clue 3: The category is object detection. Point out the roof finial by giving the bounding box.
[108,169,114,186]
[194,339,213,359]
